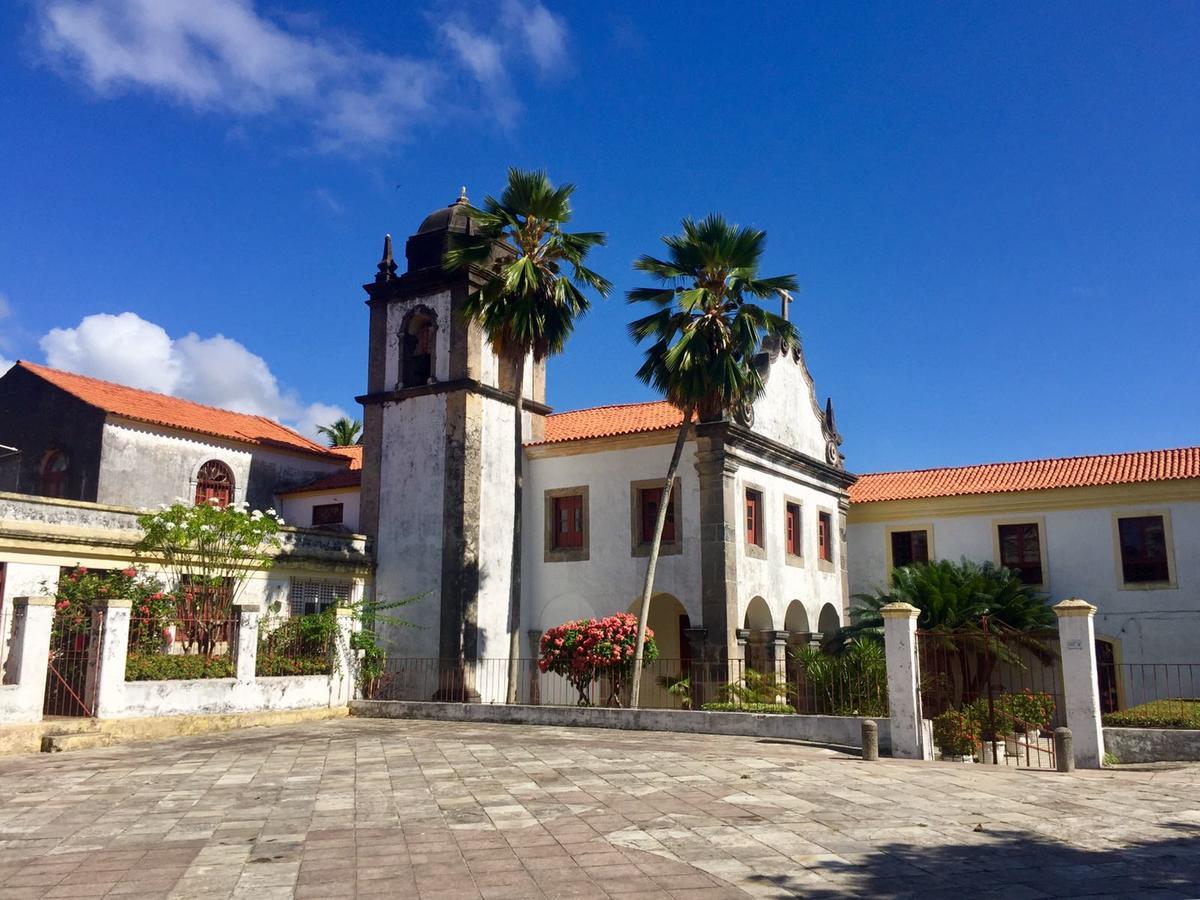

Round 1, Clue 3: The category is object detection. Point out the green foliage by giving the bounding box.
[700,702,794,715]
[657,673,692,709]
[444,168,611,362]
[137,501,282,614]
[124,653,235,681]
[257,608,337,677]
[316,416,362,446]
[50,565,168,641]
[627,213,799,421]
[791,640,888,716]
[1103,699,1200,730]
[718,668,784,706]
[932,709,979,757]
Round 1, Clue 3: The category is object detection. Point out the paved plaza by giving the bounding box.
[0,718,1197,899]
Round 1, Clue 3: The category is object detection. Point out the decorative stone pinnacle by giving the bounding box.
[457,186,469,203]
[1053,598,1097,617]
[880,602,920,619]
[376,233,397,282]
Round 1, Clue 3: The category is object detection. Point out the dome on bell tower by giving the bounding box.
[405,188,474,271]
[417,190,472,234]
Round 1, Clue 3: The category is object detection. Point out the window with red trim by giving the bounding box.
[552,494,584,549]
[998,523,1042,584]
[639,486,676,544]
[39,450,69,498]
[195,460,234,507]
[1118,515,1169,584]
[785,502,801,556]
[818,511,833,562]
[745,489,763,548]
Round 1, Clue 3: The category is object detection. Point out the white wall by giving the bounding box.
[848,496,1200,664]
[750,344,832,464]
[477,394,517,663]
[384,289,452,389]
[524,441,704,631]
[278,489,361,533]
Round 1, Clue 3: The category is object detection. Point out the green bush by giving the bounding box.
[700,702,793,714]
[1103,699,1200,730]
[256,610,336,677]
[256,655,333,677]
[791,640,888,717]
[125,653,235,681]
[932,709,978,757]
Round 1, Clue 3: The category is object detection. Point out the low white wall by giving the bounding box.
[1104,727,1200,763]
[118,675,342,718]
[350,699,892,752]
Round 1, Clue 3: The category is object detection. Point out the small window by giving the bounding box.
[785,502,801,557]
[890,529,929,568]
[195,460,234,507]
[745,489,763,548]
[311,502,344,527]
[818,511,834,563]
[552,494,584,549]
[39,450,69,498]
[401,308,436,388]
[639,486,676,544]
[1118,515,1169,584]
[998,523,1042,585]
[288,578,352,617]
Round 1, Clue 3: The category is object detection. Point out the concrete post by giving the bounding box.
[91,599,131,719]
[1055,727,1074,772]
[1053,599,1105,769]
[882,602,929,760]
[526,630,543,705]
[232,600,260,685]
[0,597,55,723]
[861,719,879,761]
[770,630,790,704]
[332,606,356,705]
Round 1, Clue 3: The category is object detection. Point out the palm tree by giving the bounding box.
[445,168,610,702]
[626,214,799,708]
[317,416,362,447]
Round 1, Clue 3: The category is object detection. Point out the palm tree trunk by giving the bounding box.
[505,356,525,704]
[629,404,695,709]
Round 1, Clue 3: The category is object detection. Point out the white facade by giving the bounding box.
[847,482,1200,665]
[278,488,362,533]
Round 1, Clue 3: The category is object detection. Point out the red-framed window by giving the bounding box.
[195,460,235,507]
[39,450,69,498]
[818,511,833,562]
[785,502,801,556]
[1117,515,1169,584]
[639,486,676,544]
[890,529,929,568]
[745,489,763,547]
[998,523,1042,584]
[552,494,584,549]
[311,502,344,527]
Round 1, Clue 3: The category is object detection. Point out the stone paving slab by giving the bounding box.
[0,718,1196,898]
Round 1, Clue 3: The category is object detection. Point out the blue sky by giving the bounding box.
[0,1,1197,472]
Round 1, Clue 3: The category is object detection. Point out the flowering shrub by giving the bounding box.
[996,690,1056,733]
[538,613,658,707]
[51,565,169,639]
[932,709,979,758]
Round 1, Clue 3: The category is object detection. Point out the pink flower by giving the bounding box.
[121,567,136,578]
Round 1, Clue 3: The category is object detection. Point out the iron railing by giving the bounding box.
[125,615,237,680]
[1103,663,1200,727]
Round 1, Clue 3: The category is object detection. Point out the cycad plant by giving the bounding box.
[626,214,798,707]
[445,168,610,701]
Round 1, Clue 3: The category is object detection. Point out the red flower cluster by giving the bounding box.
[538,612,657,675]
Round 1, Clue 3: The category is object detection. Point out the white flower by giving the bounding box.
[276,518,285,526]
[199,524,213,532]
[250,510,263,520]
[266,508,276,517]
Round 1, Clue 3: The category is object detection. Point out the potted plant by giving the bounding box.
[932,709,978,762]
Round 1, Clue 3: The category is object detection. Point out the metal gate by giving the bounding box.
[44,609,98,717]
[919,624,1063,769]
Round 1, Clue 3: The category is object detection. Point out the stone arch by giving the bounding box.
[784,600,810,634]
[743,596,774,631]
[400,304,437,388]
[742,596,775,675]
[194,459,234,507]
[627,593,691,708]
[817,602,841,636]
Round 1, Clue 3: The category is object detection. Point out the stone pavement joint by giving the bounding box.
[0,718,1196,898]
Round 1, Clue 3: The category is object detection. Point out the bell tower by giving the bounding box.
[357,193,549,697]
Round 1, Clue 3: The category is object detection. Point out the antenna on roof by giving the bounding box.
[376,233,397,283]
[458,186,468,202]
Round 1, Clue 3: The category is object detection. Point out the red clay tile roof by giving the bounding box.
[329,445,363,469]
[533,400,692,446]
[16,361,337,458]
[279,468,362,495]
[850,447,1200,504]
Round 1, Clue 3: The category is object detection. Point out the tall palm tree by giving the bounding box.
[316,416,362,447]
[626,214,798,708]
[445,168,610,702]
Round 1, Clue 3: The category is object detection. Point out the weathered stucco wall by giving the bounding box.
[119,675,341,718]
[847,494,1200,664]
[476,395,516,667]
[278,489,362,533]
[1104,726,1200,763]
[749,342,833,464]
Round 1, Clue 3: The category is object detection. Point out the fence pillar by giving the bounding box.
[2,597,55,722]
[526,630,543,705]
[91,599,131,719]
[233,600,259,684]
[882,602,929,760]
[770,630,790,704]
[1053,599,1105,768]
[332,606,356,705]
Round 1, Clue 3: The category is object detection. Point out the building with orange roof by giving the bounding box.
[846,447,1200,680]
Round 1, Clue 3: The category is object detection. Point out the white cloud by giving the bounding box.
[0,356,12,376]
[35,0,572,151]
[40,311,346,438]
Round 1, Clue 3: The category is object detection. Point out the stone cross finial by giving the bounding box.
[458,186,468,202]
[779,289,793,321]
